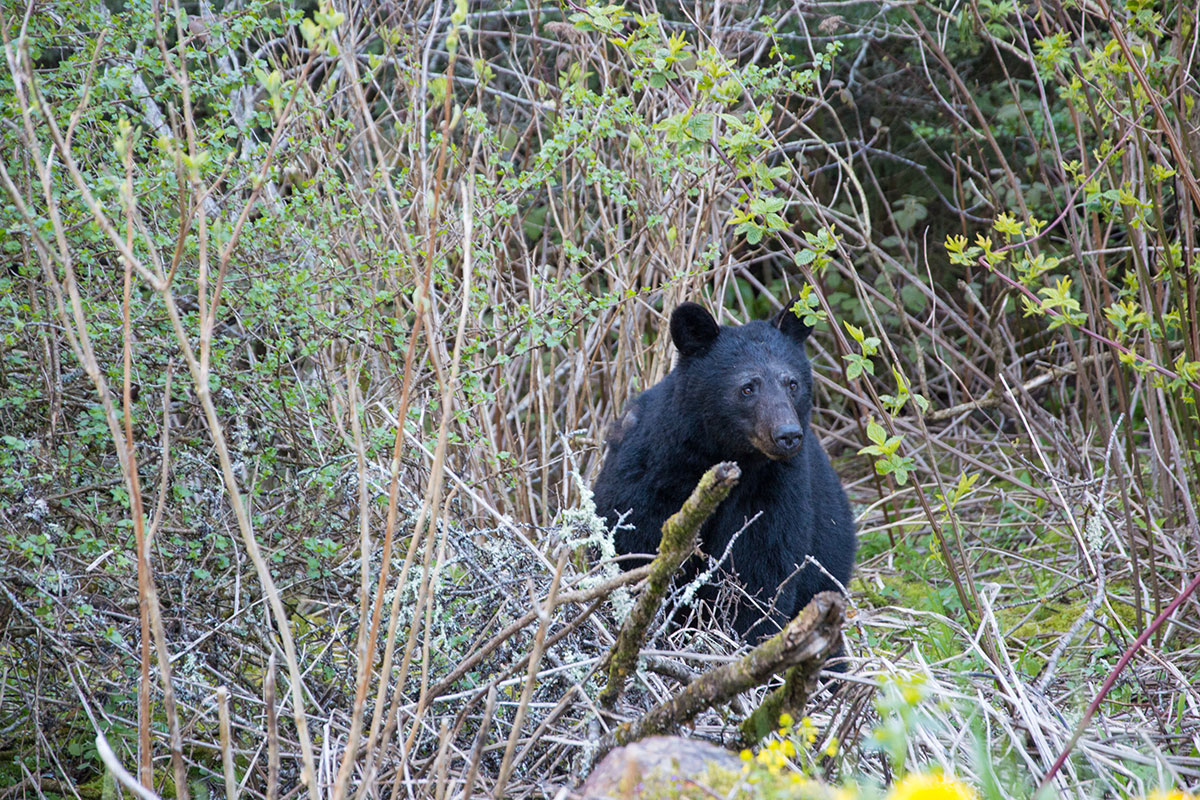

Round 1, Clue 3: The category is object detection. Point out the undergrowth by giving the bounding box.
[1,0,1197,798]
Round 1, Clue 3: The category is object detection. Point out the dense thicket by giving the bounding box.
[1,0,1197,798]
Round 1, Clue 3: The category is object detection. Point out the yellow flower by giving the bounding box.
[887,772,977,800]
[799,716,819,746]
[899,676,927,706]
[1142,792,1197,800]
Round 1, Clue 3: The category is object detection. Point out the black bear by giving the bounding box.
[593,298,856,641]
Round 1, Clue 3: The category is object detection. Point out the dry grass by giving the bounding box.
[1,0,1198,798]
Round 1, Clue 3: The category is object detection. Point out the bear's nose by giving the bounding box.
[773,425,803,453]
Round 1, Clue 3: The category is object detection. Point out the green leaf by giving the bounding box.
[844,320,865,344]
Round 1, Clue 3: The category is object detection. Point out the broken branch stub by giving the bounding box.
[598,461,741,708]
[739,622,845,746]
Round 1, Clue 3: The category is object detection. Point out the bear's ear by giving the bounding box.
[670,302,721,356]
[772,297,814,344]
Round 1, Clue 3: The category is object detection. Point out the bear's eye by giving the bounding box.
[788,379,799,393]
[740,383,755,397]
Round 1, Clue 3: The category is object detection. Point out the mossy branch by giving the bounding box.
[739,641,842,747]
[598,461,742,709]
[598,591,846,757]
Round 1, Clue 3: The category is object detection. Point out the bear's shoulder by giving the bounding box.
[605,391,646,451]
[604,374,679,449]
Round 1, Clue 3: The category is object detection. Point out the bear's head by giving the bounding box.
[670,298,814,462]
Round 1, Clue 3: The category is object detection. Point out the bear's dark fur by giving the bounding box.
[593,298,856,641]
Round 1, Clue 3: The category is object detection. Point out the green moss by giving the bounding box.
[638,763,743,800]
[855,573,958,617]
[1001,593,1138,642]
[76,771,108,800]
[637,761,849,800]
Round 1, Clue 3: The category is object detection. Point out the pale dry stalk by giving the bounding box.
[217,687,238,800]
[494,550,570,798]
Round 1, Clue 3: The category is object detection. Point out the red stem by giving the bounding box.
[1039,570,1200,789]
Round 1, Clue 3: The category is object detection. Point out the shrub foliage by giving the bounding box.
[1,0,1197,797]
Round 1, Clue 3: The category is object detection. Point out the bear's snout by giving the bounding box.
[772,425,804,455]
[751,419,804,460]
